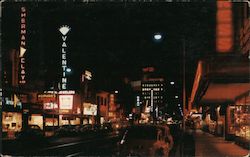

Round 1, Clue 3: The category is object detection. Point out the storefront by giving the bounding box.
[2,93,23,138]
[22,102,44,130]
[190,57,250,147]
[83,102,97,124]
[2,112,22,133]
[28,114,43,130]
[233,92,250,148]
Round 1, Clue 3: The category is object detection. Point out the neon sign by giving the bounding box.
[19,6,27,84]
[59,25,71,90]
[216,0,233,53]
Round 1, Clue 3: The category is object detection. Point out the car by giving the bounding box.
[117,124,173,157]
[16,125,44,141]
[55,125,76,136]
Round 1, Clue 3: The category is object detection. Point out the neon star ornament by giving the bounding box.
[59,25,71,35]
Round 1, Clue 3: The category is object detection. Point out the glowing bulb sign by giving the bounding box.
[59,25,71,90]
[19,6,27,84]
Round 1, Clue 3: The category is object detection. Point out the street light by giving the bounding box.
[175,95,179,99]
[153,33,163,42]
[115,90,119,94]
[154,34,162,40]
[66,67,72,73]
[170,81,175,85]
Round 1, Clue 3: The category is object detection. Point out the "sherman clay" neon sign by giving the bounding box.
[19,6,27,84]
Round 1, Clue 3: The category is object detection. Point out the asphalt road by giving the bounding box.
[2,125,195,157]
[2,132,120,156]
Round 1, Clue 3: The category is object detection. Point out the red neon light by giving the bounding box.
[216,0,233,53]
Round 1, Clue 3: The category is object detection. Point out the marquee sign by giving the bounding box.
[59,25,71,90]
[19,6,27,84]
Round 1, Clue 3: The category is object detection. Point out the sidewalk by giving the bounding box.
[193,129,249,157]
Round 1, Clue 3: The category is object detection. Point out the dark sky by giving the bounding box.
[2,2,216,97]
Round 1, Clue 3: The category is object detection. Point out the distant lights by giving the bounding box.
[170,81,175,85]
[115,90,119,94]
[175,95,179,99]
[178,104,181,107]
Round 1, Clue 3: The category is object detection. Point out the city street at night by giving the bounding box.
[1,1,250,157]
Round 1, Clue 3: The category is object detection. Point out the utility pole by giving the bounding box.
[182,37,186,132]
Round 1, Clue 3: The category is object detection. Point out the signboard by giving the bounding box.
[43,102,58,110]
[83,103,97,116]
[59,95,73,109]
[19,6,27,84]
[59,25,71,90]
[216,1,233,53]
[59,90,75,95]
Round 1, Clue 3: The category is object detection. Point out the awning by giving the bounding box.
[201,83,250,104]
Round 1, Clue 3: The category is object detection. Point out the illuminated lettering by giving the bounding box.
[62,84,66,90]
[59,25,70,90]
[62,78,67,83]
[21,58,25,63]
[62,42,67,47]
[19,6,27,84]
[62,60,67,65]
[62,54,66,59]
[62,36,67,41]
[21,18,25,24]
[21,24,26,29]
[62,66,67,71]
[21,12,26,17]
[21,41,26,46]
[21,29,26,34]
[21,75,25,79]
[62,48,66,53]
[21,64,25,69]
[21,7,26,12]
[21,35,25,40]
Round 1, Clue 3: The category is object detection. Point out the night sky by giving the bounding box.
[2,2,216,99]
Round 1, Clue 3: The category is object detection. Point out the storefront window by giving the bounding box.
[28,114,43,130]
[2,112,22,132]
[234,93,250,140]
[45,118,58,126]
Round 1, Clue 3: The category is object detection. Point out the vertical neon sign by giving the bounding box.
[19,6,26,84]
[216,0,233,53]
[59,25,70,90]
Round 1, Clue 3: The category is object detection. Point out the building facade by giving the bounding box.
[189,1,249,149]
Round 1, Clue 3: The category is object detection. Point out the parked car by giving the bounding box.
[117,124,173,157]
[16,125,44,141]
[99,123,113,134]
[75,124,94,135]
[55,125,76,136]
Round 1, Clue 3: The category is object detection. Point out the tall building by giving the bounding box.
[141,67,166,120]
[141,78,165,118]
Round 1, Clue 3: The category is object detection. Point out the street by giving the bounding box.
[1,2,249,157]
[2,124,192,157]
